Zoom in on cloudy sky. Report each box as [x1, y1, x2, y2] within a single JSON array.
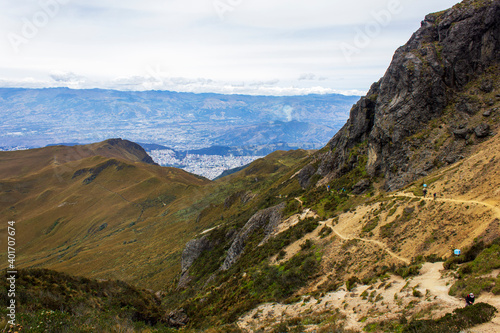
[[1, 0, 459, 96]]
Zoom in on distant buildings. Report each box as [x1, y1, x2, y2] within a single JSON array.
[[149, 149, 263, 179]]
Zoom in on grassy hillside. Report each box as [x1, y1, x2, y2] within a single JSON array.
[[0, 140, 211, 288], [0, 268, 174, 332], [0, 142, 311, 291], [152, 66, 500, 330]]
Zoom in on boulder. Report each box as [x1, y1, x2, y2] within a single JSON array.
[[475, 123, 490, 138], [167, 309, 189, 327], [480, 79, 493, 93], [453, 128, 470, 139]]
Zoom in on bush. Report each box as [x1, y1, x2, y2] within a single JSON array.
[[444, 241, 487, 270], [346, 276, 360, 291], [396, 265, 421, 278], [300, 239, 313, 250], [403, 303, 497, 333], [319, 226, 332, 238]]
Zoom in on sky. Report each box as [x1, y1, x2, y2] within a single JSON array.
[[0, 0, 460, 96]]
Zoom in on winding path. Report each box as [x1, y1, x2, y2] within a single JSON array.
[[317, 191, 500, 267], [393, 192, 500, 219], [328, 226, 410, 265]]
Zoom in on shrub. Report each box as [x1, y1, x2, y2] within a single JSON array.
[[403, 303, 497, 333], [346, 276, 360, 291], [319, 226, 332, 238], [396, 265, 421, 278], [300, 239, 313, 250]]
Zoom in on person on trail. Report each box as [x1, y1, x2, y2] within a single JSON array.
[[433, 193, 436, 200], [465, 293, 475, 306]]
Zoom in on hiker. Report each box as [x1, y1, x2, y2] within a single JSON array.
[[327, 185, 330, 192], [465, 293, 475, 306], [433, 193, 436, 200]]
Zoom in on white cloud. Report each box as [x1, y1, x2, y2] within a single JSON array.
[[299, 73, 316, 81], [0, 0, 461, 95]]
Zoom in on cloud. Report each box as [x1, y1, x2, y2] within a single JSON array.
[[298, 73, 316, 81], [0, 75, 365, 96], [50, 71, 86, 83], [0, 0, 460, 96], [249, 79, 280, 87]]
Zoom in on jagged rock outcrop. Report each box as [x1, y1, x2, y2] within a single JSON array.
[[177, 236, 212, 289], [352, 179, 371, 195], [220, 203, 285, 271], [167, 308, 189, 327], [309, 0, 500, 191]]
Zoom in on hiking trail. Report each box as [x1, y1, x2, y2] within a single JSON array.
[[393, 192, 500, 220], [327, 223, 411, 265]]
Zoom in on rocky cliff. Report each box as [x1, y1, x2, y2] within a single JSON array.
[[311, 0, 500, 190], [220, 203, 285, 271]]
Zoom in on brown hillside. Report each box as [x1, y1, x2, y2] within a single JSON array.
[[0, 141, 209, 288], [0, 138, 157, 180], [237, 131, 500, 332]]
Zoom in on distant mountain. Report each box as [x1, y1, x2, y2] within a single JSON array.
[[0, 88, 359, 149]]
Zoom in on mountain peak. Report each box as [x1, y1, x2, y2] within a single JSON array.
[[92, 138, 158, 166], [304, 0, 500, 191]]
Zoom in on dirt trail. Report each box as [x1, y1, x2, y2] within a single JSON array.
[[96, 183, 134, 204], [329, 226, 410, 265], [237, 262, 462, 332], [393, 192, 500, 219]]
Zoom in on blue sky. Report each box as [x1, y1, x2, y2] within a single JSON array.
[[1, 0, 460, 95]]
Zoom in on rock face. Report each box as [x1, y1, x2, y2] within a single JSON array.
[[177, 236, 212, 289], [352, 179, 371, 195], [220, 203, 285, 271], [311, 0, 500, 191], [181, 236, 211, 273]]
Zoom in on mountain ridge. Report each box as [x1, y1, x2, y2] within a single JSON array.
[[0, 87, 359, 150], [299, 0, 500, 191]]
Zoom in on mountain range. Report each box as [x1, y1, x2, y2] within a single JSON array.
[[0, 88, 358, 150]]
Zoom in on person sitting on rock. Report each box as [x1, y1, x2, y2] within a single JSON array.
[[465, 293, 475, 306]]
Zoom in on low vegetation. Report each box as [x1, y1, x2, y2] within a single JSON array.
[[446, 238, 500, 297], [0, 269, 173, 332], [402, 302, 497, 333]]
